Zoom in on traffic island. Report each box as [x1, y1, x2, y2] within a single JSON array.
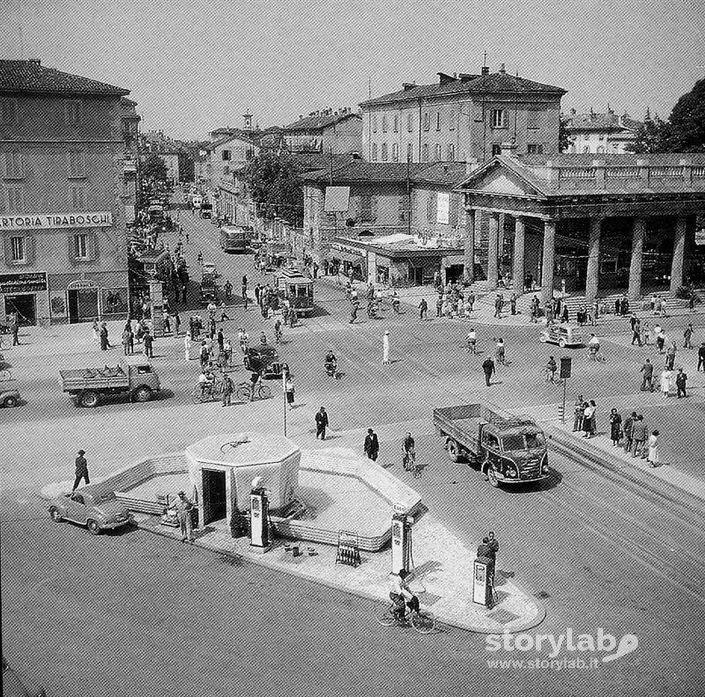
[[42, 436, 546, 634]]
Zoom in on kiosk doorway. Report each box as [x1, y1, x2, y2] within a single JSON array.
[[202, 469, 227, 526]]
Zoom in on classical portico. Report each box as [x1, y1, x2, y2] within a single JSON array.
[[455, 153, 705, 303]]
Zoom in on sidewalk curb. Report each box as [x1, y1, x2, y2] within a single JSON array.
[[544, 424, 705, 514], [135, 515, 546, 635]]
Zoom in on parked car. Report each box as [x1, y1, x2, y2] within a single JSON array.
[[539, 323, 583, 348], [49, 490, 133, 535], [2, 655, 46, 697], [1, 386, 20, 408]]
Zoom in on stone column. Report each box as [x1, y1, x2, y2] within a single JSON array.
[[670, 216, 686, 294], [463, 208, 475, 284], [487, 212, 499, 289], [629, 217, 646, 300], [541, 219, 556, 304], [584, 217, 601, 302], [513, 216, 526, 293]]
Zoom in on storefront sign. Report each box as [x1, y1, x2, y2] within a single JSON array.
[[0, 211, 113, 230], [436, 193, 450, 225], [0, 272, 47, 293]]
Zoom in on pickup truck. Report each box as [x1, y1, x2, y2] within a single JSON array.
[[59, 357, 160, 408], [433, 403, 549, 487]]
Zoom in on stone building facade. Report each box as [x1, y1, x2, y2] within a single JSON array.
[[360, 66, 565, 164], [0, 59, 137, 325]]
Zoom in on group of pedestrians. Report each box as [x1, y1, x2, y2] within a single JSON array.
[[572, 395, 598, 439]]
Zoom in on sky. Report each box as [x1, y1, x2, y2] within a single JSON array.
[[1, 0, 704, 140]]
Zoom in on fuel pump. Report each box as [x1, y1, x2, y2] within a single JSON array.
[[249, 477, 271, 551], [472, 557, 494, 607], [391, 507, 413, 575]]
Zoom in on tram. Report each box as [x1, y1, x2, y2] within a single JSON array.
[[274, 267, 314, 315]]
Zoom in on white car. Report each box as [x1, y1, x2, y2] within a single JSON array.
[[539, 323, 583, 348]]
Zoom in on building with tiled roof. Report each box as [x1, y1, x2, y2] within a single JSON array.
[[359, 65, 566, 164], [280, 107, 362, 154], [563, 108, 643, 154], [0, 59, 137, 325]]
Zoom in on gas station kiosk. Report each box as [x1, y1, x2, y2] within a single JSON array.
[[391, 505, 413, 575]]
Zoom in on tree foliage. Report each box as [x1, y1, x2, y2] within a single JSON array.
[[663, 77, 705, 152], [141, 153, 168, 181], [243, 150, 303, 224], [625, 111, 669, 154], [558, 118, 573, 153]]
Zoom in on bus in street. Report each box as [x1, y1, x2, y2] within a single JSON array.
[[219, 225, 248, 253], [274, 267, 314, 315]]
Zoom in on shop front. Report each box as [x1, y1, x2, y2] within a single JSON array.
[[0, 272, 48, 325]]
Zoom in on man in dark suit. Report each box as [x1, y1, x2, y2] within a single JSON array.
[[482, 357, 495, 387], [315, 407, 329, 440], [364, 428, 380, 461], [676, 368, 688, 398], [72, 450, 89, 491]]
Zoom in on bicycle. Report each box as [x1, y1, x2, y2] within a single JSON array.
[[377, 603, 436, 634], [403, 450, 421, 477], [191, 379, 222, 404], [235, 381, 272, 401]]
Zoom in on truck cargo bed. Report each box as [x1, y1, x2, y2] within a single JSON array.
[[60, 368, 129, 391]]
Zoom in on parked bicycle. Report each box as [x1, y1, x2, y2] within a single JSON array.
[[191, 378, 222, 403]]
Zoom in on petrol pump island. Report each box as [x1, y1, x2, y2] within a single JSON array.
[[58, 426, 545, 633]]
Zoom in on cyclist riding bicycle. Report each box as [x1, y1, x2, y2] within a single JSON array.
[[389, 569, 420, 622], [198, 368, 216, 397], [402, 432, 416, 470], [466, 328, 477, 354], [325, 350, 338, 377], [588, 333, 601, 357]]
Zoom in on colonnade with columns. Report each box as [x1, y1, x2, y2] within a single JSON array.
[[464, 208, 689, 303]]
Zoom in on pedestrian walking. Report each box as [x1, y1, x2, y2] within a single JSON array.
[[665, 342, 677, 370], [418, 298, 428, 320], [573, 395, 585, 432], [382, 331, 390, 364], [675, 368, 688, 398], [494, 294, 503, 319], [364, 428, 380, 461], [466, 328, 477, 354], [169, 491, 195, 543], [143, 330, 154, 358], [495, 338, 506, 365], [10, 317, 19, 346], [221, 372, 234, 407], [640, 359, 654, 392], [121, 327, 131, 356], [315, 407, 329, 440], [609, 408, 623, 446], [72, 450, 89, 491], [660, 368, 672, 397], [99, 321, 110, 350], [545, 356, 558, 383], [646, 430, 661, 467], [683, 323, 694, 349], [174, 311, 181, 337], [435, 295, 443, 318], [92, 318, 99, 343], [482, 357, 495, 387], [631, 319, 642, 346], [641, 320, 650, 346], [698, 342, 705, 371], [285, 375, 295, 410], [184, 331, 192, 361]]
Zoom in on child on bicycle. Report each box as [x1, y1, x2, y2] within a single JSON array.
[[389, 569, 420, 622]]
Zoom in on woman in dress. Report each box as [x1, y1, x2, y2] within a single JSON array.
[[609, 408, 622, 446], [184, 331, 192, 362], [660, 368, 672, 397], [285, 375, 295, 411], [582, 401, 594, 438], [495, 338, 506, 365], [589, 399, 598, 436], [647, 430, 660, 467]]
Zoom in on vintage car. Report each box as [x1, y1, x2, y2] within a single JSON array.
[[49, 490, 133, 535], [243, 345, 288, 379], [202, 261, 218, 277], [539, 322, 583, 348]]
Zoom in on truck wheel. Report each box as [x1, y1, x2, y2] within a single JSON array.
[[487, 467, 500, 488], [49, 506, 63, 522], [133, 386, 152, 402], [446, 439, 462, 462], [87, 519, 101, 535], [80, 391, 99, 408], [3, 395, 18, 408]]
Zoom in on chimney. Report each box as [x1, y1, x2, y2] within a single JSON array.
[[481, 66, 490, 75], [499, 63, 506, 74], [402, 82, 416, 91], [28, 58, 41, 66]]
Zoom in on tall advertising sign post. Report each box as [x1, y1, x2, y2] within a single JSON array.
[[559, 357, 572, 423], [249, 478, 271, 553], [391, 505, 413, 575]]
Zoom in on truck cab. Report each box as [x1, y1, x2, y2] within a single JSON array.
[[479, 422, 548, 486]]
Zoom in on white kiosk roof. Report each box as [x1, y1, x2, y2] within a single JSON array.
[[185, 433, 299, 469]]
